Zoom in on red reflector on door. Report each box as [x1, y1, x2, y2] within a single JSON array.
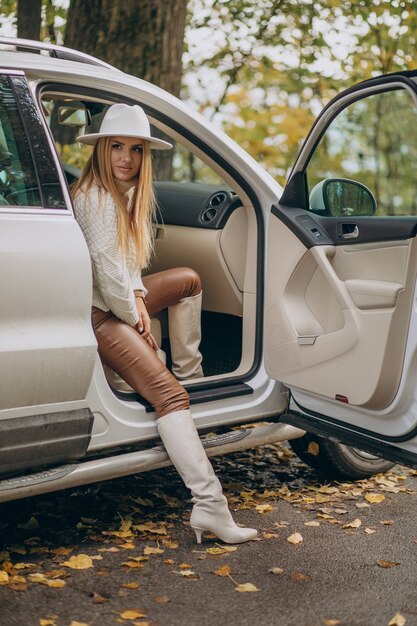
[[335, 394, 349, 403]]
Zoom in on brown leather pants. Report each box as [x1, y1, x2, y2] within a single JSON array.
[[92, 267, 201, 417]]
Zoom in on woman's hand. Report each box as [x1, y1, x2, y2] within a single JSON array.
[[135, 296, 158, 351], [135, 296, 151, 337]]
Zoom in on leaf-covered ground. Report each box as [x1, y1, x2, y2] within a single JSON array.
[[1, 443, 417, 626]]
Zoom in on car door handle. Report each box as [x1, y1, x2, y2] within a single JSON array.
[[339, 224, 359, 240]]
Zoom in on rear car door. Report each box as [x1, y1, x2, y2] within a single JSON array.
[[265, 73, 417, 467], [0, 71, 97, 475]]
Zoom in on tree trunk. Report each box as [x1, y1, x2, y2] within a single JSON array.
[[17, 0, 41, 40], [64, 0, 188, 97]]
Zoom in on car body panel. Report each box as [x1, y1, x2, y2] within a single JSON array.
[[0, 213, 97, 409]]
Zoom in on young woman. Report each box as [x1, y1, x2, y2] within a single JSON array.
[[72, 103, 257, 544]]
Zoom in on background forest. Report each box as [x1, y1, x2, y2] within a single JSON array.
[[0, 0, 416, 186]]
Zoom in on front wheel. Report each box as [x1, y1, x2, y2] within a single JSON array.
[[289, 432, 395, 480]]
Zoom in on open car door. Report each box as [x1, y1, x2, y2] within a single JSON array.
[[265, 72, 417, 469]]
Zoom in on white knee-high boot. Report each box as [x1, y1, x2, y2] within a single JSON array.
[[156, 409, 257, 544], [168, 292, 203, 380]]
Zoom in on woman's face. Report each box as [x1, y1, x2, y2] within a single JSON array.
[[110, 136, 144, 181]]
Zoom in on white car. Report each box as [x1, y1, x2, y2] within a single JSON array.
[[1, 37, 416, 503]]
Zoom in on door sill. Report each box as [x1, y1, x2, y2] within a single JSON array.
[[112, 381, 253, 411]]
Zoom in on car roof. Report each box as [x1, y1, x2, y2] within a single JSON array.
[[0, 36, 119, 71]]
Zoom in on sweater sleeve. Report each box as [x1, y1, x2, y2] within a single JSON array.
[[74, 188, 139, 327]]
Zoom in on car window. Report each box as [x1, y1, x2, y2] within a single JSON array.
[[40, 94, 225, 186], [306, 87, 417, 217], [0, 76, 43, 208]]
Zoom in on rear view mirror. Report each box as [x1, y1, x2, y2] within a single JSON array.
[[58, 106, 89, 128], [310, 178, 377, 217]]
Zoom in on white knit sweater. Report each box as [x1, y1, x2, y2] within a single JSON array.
[[74, 181, 147, 327]]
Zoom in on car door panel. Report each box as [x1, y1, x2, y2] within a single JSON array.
[[267, 75, 417, 455], [266, 209, 417, 410]]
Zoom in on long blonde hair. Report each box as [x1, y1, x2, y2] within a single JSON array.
[[72, 136, 156, 270]]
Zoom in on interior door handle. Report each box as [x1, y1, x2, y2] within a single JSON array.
[[340, 224, 359, 240]]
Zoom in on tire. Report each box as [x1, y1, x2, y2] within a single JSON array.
[[289, 432, 395, 480]]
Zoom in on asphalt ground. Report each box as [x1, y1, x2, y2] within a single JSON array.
[[0, 444, 417, 626]]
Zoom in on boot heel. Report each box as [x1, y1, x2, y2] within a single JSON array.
[[192, 527, 204, 544]]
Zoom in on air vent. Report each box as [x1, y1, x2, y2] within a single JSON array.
[[209, 191, 227, 207], [201, 207, 217, 222]]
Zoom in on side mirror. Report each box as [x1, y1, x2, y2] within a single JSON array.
[[309, 178, 376, 217], [57, 106, 89, 128]]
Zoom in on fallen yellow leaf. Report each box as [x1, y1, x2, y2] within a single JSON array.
[[377, 560, 400, 568], [120, 519, 133, 533], [62, 554, 94, 570], [317, 486, 339, 494], [14, 562, 37, 570], [213, 565, 231, 577], [173, 569, 197, 577], [120, 609, 147, 620], [45, 579, 66, 588], [98, 547, 119, 553], [287, 533, 303, 544], [39, 620, 57, 626], [307, 441, 320, 455], [291, 572, 312, 582], [0, 572, 9, 584], [28, 573, 66, 588], [206, 547, 229, 555], [365, 493, 385, 504], [304, 521, 320, 527], [155, 595, 170, 604], [103, 530, 133, 538], [44, 569, 67, 579], [121, 582, 140, 589], [235, 582, 260, 593], [269, 567, 284, 575], [315, 495, 334, 504], [388, 613, 406, 626], [343, 519, 362, 529], [69, 622, 89, 626], [179, 563, 192, 569], [322, 620, 342, 626], [221, 545, 237, 553], [255, 504, 273, 514], [143, 546, 164, 556], [134, 522, 168, 535], [365, 528, 377, 534]]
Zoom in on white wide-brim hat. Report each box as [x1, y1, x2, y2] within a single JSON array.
[[77, 103, 173, 150]]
